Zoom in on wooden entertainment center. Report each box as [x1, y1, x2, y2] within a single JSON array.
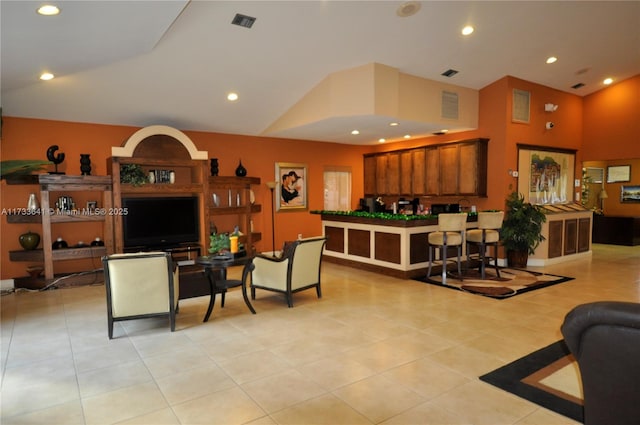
[[7, 126, 261, 294]]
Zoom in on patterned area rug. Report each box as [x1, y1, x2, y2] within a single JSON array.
[[414, 267, 574, 299], [480, 340, 583, 422]]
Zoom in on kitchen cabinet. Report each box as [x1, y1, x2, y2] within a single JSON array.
[[363, 138, 488, 198]]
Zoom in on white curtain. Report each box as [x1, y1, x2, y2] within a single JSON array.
[[324, 169, 351, 211]]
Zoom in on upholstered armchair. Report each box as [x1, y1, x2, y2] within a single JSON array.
[[561, 301, 640, 425], [250, 237, 326, 307], [102, 252, 179, 339]]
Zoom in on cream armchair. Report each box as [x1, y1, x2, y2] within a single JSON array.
[[102, 252, 179, 339], [250, 237, 327, 307]]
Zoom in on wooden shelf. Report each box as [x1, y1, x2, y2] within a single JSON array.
[[6, 174, 114, 279], [210, 204, 261, 215], [119, 183, 204, 194], [10, 246, 106, 262]]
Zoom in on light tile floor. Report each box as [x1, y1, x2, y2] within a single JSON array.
[[1, 244, 639, 424]]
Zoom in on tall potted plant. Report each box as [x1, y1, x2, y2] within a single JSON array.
[[500, 192, 547, 268]]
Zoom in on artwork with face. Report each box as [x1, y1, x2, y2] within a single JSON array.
[[276, 163, 307, 211]]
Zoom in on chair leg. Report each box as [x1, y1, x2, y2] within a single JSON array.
[[456, 245, 462, 281], [170, 310, 176, 332], [441, 245, 447, 284], [427, 244, 433, 279], [286, 293, 293, 308], [491, 243, 501, 278], [108, 317, 114, 339], [316, 284, 322, 299], [251, 286, 256, 300], [479, 242, 486, 280], [221, 291, 226, 308]]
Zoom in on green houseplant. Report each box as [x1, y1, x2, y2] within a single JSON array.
[[500, 191, 547, 268]]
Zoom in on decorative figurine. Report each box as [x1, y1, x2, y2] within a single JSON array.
[[80, 154, 91, 175], [19, 231, 40, 250], [46, 145, 65, 174], [210, 158, 219, 176]]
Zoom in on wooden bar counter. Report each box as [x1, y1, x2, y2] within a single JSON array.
[[319, 213, 478, 279]]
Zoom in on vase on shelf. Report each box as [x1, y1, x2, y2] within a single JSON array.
[[235, 160, 247, 177], [27, 193, 39, 212], [52, 237, 68, 250], [210, 158, 219, 176], [80, 154, 91, 175], [19, 231, 40, 250]]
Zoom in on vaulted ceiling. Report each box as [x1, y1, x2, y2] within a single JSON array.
[[2, 1, 639, 145]]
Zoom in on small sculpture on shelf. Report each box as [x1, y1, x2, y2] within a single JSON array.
[[46, 145, 65, 174], [80, 154, 91, 175], [210, 158, 219, 176], [52, 237, 68, 250]]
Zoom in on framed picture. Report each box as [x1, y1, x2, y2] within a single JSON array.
[[621, 185, 640, 203], [517, 144, 576, 205], [276, 162, 307, 211], [607, 165, 631, 183]]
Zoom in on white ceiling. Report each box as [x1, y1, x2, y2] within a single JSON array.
[[2, 1, 639, 145]]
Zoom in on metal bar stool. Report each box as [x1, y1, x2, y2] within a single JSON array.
[[427, 212, 468, 284], [466, 211, 504, 279]]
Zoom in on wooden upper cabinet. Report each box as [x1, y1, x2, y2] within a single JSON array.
[[375, 155, 388, 194], [363, 138, 488, 198], [386, 153, 401, 195], [363, 155, 376, 195], [411, 148, 426, 196], [425, 147, 439, 195], [459, 139, 488, 196], [400, 151, 414, 195], [439, 144, 459, 195]]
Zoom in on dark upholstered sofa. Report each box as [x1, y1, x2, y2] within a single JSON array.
[[561, 301, 640, 425]]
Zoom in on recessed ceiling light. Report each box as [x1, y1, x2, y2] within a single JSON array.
[[37, 5, 60, 15], [378, 138, 386, 143], [546, 56, 558, 64], [403, 134, 411, 139], [603, 78, 614, 85], [396, 1, 421, 17], [40, 72, 54, 81], [227, 92, 238, 101], [351, 130, 360, 135], [389, 122, 399, 127], [461, 25, 474, 36]]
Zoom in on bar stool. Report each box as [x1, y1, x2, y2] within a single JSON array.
[[427, 212, 468, 284], [466, 211, 504, 279]]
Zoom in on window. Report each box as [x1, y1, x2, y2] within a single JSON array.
[[323, 167, 351, 211]]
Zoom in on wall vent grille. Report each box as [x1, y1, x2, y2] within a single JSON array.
[[441, 91, 459, 120], [512, 89, 530, 123]]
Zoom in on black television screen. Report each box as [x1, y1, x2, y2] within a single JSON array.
[[122, 197, 200, 248]]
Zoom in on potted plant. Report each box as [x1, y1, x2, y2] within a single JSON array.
[[500, 191, 547, 268]]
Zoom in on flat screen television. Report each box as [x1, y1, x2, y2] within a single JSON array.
[[122, 196, 200, 248]]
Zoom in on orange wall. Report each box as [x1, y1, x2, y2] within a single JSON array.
[[582, 75, 640, 160], [0, 117, 368, 279]]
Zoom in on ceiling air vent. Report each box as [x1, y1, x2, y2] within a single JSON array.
[[441, 69, 458, 78], [232, 13, 256, 28], [441, 91, 459, 120], [571, 82, 585, 89]]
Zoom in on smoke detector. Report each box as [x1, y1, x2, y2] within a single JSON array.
[[396, 2, 421, 17]]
